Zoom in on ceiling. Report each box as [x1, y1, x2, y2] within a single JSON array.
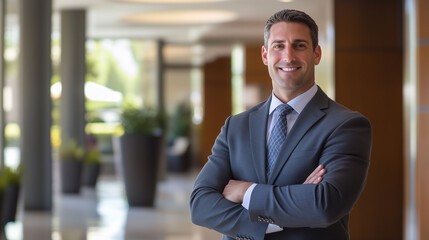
[[52, 0, 332, 65]]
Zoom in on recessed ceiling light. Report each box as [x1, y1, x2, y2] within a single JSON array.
[[116, 0, 227, 3], [278, 0, 294, 2], [123, 10, 238, 25]]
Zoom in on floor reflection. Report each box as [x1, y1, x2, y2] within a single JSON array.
[[6, 172, 221, 240]]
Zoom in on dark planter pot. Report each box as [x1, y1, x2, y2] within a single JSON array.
[[2, 184, 19, 224], [119, 134, 162, 207], [82, 164, 101, 187], [60, 159, 83, 194]]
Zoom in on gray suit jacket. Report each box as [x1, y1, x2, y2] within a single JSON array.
[[190, 87, 372, 240]]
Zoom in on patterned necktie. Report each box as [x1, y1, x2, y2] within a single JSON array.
[[267, 104, 293, 177]]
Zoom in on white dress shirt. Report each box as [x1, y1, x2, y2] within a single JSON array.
[[241, 84, 318, 233]]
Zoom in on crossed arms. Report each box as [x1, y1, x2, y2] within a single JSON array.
[[222, 164, 326, 203], [190, 112, 372, 239]]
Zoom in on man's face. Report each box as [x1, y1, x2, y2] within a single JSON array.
[[262, 22, 321, 101]]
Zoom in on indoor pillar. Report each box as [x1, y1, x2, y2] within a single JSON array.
[[334, 0, 403, 239], [60, 9, 86, 149], [19, 0, 53, 210], [414, 0, 429, 239], [199, 57, 231, 165], [0, 0, 5, 168], [156, 39, 165, 112]]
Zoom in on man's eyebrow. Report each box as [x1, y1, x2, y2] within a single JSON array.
[[270, 40, 285, 45], [293, 39, 310, 44], [270, 39, 310, 45]]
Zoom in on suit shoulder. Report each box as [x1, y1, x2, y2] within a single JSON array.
[[230, 99, 268, 120], [327, 99, 371, 126], [313, 87, 369, 123]]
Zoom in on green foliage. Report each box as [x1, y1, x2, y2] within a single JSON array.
[[85, 149, 102, 165], [86, 40, 136, 96], [0, 165, 22, 188], [120, 104, 166, 136], [59, 140, 84, 161]]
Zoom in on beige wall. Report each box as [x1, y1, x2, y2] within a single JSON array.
[[164, 68, 192, 113]]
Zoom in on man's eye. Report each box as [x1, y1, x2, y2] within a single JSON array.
[[273, 44, 283, 49], [296, 43, 307, 49]]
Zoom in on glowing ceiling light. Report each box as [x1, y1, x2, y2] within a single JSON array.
[[116, 0, 227, 3], [123, 10, 237, 24]]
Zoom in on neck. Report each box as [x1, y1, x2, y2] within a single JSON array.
[[273, 84, 314, 103]]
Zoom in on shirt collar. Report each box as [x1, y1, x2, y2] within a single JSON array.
[[269, 84, 318, 115]]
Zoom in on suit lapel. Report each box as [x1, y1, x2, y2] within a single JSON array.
[[268, 88, 329, 184], [249, 98, 271, 184]]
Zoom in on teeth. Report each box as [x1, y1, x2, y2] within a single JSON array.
[[281, 67, 298, 71]]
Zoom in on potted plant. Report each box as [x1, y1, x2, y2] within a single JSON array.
[[59, 140, 84, 194], [82, 148, 102, 187], [0, 165, 21, 226], [118, 104, 165, 207]]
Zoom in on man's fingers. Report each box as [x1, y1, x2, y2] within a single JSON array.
[[311, 176, 323, 184], [303, 165, 326, 184], [307, 165, 323, 179], [222, 180, 253, 203], [304, 165, 322, 183], [311, 168, 325, 183]]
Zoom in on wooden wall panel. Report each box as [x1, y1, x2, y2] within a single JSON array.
[[418, 0, 429, 39], [335, 1, 403, 239], [418, 45, 429, 106], [417, 0, 429, 238], [335, 1, 402, 50], [199, 57, 232, 166], [417, 113, 429, 240], [244, 46, 272, 105]]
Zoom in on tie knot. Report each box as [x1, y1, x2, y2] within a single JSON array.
[[277, 104, 293, 117]]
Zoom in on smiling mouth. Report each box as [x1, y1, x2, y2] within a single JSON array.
[[279, 67, 301, 72]]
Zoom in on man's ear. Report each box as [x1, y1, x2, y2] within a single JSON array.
[[261, 45, 268, 65], [314, 45, 322, 65]]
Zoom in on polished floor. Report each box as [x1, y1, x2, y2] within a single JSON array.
[[5, 169, 222, 240]]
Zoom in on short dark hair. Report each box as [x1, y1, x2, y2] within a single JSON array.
[[264, 9, 319, 50]]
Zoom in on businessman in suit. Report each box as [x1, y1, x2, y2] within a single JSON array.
[[190, 9, 372, 240]]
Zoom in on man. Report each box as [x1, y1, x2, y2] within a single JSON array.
[[190, 9, 372, 240]]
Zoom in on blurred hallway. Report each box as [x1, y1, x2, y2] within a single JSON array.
[[5, 167, 220, 240]]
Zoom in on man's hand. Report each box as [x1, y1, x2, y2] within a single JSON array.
[[303, 164, 326, 184], [222, 164, 326, 203], [222, 180, 253, 203]]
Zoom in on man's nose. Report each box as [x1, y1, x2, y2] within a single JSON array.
[[282, 45, 295, 63]]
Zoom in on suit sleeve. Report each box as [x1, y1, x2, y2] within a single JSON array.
[[190, 117, 267, 239], [248, 115, 372, 228]]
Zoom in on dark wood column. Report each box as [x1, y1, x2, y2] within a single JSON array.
[[199, 57, 232, 166], [334, 1, 403, 239], [244, 45, 271, 103], [416, 0, 429, 239]]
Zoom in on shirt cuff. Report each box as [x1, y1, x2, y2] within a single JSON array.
[[241, 183, 283, 234], [241, 183, 256, 209], [266, 224, 283, 233]]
